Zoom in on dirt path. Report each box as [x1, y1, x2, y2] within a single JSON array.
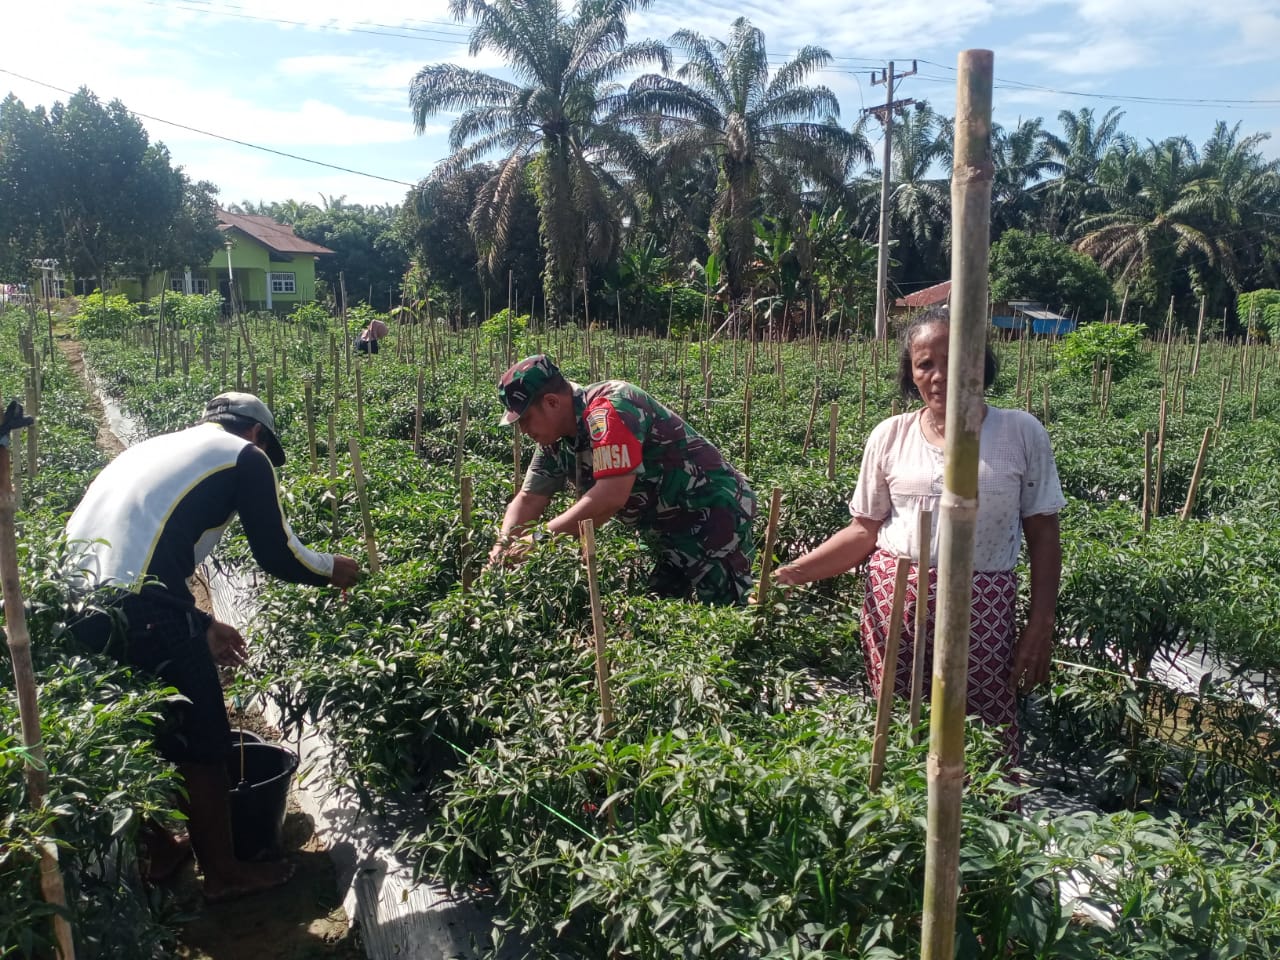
[[59, 333, 362, 959]]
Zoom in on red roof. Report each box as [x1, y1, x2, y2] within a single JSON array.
[[216, 210, 334, 257], [894, 279, 951, 308]]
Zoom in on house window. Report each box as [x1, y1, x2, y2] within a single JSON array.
[[170, 278, 209, 294], [269, 272, 296, 294]]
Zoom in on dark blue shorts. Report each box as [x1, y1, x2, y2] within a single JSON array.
[[70, 592, 229, 764]]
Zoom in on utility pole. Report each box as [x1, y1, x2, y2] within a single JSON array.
[[866, 60, 917, 341]]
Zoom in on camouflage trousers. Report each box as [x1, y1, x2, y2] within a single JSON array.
[[646, 480, 757, 606]]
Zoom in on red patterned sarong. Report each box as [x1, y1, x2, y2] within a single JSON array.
[[861, 549, 1020, 761]]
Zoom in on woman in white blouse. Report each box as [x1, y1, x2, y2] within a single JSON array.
[[775, 310, 1064, 761]]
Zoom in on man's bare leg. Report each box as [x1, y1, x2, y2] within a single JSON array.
[[178, 761, 293, 902]]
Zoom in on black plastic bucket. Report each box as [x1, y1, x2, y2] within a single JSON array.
[[226, 741, 298, 861]]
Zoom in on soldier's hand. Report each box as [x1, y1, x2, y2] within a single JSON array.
[[330, 555, 362, 588], [486, 538, 510, 568], [207, 620, 247, 668], [487, 533, 538, 568]]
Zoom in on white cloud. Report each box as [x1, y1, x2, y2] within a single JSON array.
[[1006, 35, 1148, 75], [636, 0, 1002, 57]]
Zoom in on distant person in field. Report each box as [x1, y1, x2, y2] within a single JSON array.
[[354, 318, 388, 354], [64, 392, 361, 902], [775, 308, 1064, 762], [488, 354, 757, 605]]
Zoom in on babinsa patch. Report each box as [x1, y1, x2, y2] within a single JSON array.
[[587, 407, 609, 441]]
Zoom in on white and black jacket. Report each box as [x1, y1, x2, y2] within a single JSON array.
[[66, 422, 333, 608]]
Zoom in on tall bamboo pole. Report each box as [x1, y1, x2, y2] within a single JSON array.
[[461, 475, 474, 594], [1179, 427, 1213, 522], [869, 555, 911, 790], [579, 519, 616, 732], [347, 438, 381, 574], [1, 411, 76, 959], [755, 488, 783, 607], [921, 49, 993, 960], [1141, 431, 1153, 533], [908, 510, 933, 739]]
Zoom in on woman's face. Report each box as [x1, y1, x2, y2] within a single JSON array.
[[909, 322, 949, 416]]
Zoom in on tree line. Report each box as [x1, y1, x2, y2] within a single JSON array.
[[399, 0, 1279, 334], [2, 0, 1276, 334], [0, 90, 222, 292]]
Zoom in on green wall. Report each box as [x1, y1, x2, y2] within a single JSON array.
[[107, 228, 324, 311]]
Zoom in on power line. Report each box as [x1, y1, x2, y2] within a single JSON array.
[[911, 59, 1280, 108], [0, 67, 420, 189]]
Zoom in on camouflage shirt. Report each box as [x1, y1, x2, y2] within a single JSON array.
[[522, 381, 751, 536]]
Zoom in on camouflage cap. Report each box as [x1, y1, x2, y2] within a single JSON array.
[[497, 354, 565, 425]]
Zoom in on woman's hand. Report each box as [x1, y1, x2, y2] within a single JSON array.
[[1010, 616, 1053, 691], [773, 563, 806, 586]]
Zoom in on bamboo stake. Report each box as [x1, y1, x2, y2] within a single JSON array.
[[23, 372, 38, 481], [1, 415, 77, 960], [461, 475, 474, 593], [826, 402, 838, 482], [414, 370, 425, 455], [355, 366, 365, 437], [1215, 376, 1228, 432], [328, 413, 339, 544], [869, 555, 912, 790], [801, 382, 821, 455], [1179, 427, 1212, 522], [1191, 297, 1205, 376], [755, 488, 783, 608], [1141, 431, 1153, 533], [922, 49, 992, 960], [908, 510, 933, 740], [1153, 390, 1168, 516], [347, 438, 380, 574], [454, 399, 469, 485], [304, 381, 317, 474], [327, 414, 337, 480], [579, 519, 616, 733]]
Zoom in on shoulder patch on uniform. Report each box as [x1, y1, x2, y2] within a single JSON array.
[[587, 406, 609, 441]]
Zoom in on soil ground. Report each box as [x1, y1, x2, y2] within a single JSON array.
[[58, 333, 363, 959]]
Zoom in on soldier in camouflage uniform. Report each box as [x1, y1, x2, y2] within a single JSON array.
[[489, 354, 757, 605]]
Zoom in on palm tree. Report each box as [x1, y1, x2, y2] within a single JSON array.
[[1074, 137, 1223, 313], [990, 117, 1053, 239], [409, 0, 667, 319], [1040, 106, 1128, 238], [1196, 121, 1280, 295], [849, 102, 950, 288], [628, 17, 861, 301]]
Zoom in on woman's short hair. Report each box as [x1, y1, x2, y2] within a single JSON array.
[[896, 306, 998, 401]]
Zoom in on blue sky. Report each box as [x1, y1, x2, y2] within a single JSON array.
[[3, 0, 1277, 208]]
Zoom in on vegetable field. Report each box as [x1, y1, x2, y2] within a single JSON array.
[[5, 298, 1280, 959]]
